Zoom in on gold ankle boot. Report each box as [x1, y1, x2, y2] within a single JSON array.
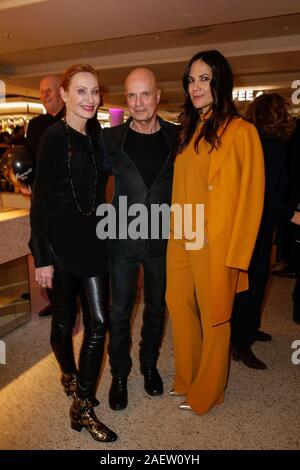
[[70, 396, 117, 442]]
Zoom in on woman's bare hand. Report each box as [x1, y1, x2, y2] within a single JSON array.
[[35, 265, 54, 289]]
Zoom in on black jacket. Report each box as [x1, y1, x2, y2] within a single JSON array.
[[260, 135, 294, 227], [25, 109, 65, 161], [287, 119, 300, 242], [103, 116, 177, 257], [288, 120, 300, 212]]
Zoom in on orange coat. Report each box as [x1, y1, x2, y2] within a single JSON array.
[[171, 117, 265, 326]]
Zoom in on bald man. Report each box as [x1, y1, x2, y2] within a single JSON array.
[[103, 68, 178, 410]]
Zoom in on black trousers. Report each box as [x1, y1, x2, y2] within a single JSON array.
[[49, 262, 109, 399], [231, 225, 273, 348], [108, 250, 166, 377]]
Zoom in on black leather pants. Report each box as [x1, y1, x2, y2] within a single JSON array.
[[49, 263, 109, 399]]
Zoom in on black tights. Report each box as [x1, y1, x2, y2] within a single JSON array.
[[49, 263, 109, 399]]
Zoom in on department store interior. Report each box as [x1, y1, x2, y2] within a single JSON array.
[[0, 0, 299, 452]]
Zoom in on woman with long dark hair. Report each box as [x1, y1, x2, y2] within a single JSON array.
[[231, 93, 299, 368], [30, 64, 117, 442], [166, 50, 265, 415]]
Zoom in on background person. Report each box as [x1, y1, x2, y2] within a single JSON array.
[[288, 119, 300, 323], [231, 93, 299, 369], [11, 125, 26, 145], [166, 50, 265, 415], [24, 75, 65, 316]]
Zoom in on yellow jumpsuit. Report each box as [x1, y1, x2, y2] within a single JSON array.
[[166, 117, 265, 415]]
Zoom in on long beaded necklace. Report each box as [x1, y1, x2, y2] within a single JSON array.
[[63, 120, 98, 216]]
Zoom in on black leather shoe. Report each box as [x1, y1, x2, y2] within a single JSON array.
[[38, 305, 52, 317], [109, 377, 128, 410], [256, 330, 272, 342], [142, 367, 163, 396], [232, 345, 267, 370]]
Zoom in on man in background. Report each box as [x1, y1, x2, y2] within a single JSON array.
[[25, 75, 64, 317]]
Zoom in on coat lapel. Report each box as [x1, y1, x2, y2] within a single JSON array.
[[208, 117, 242, 184]]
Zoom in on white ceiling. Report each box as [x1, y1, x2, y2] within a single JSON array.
[[1, 0, 300, 115]]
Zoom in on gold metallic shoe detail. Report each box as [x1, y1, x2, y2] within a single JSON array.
[[70, 397, 117, 442]]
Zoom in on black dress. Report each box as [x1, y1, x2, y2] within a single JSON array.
[[30, 120, 107, 277]]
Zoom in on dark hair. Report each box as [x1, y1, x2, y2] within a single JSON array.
[[177, 50, 238, 154], [61, 64, 100, 91], [245, 93, 295, 142]]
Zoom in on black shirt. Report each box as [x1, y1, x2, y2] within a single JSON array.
[[30, 120, 107, 276], [124, 128, 169, 188]]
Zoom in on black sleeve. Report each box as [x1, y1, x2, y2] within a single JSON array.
[[29, 127, 61, 267], [262, 139, 294, 223], [25, 119, 39, 162]]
